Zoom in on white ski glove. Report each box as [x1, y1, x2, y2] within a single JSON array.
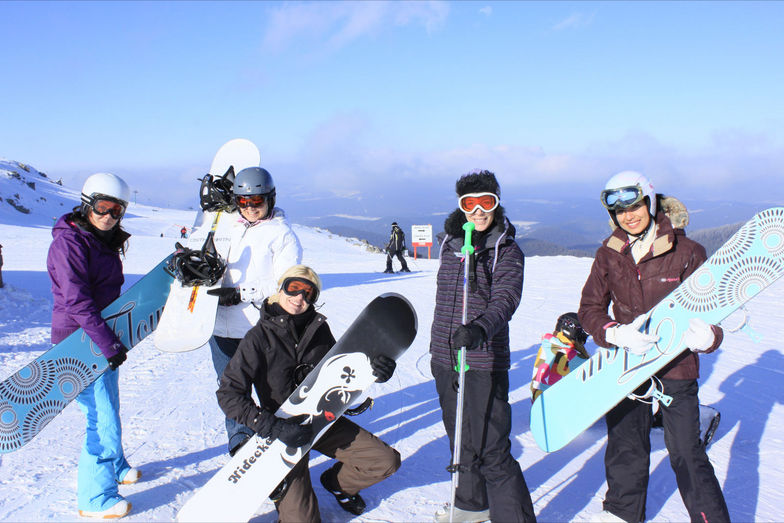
[[605, 315, 660, 355], [683, 318, 716, 353]]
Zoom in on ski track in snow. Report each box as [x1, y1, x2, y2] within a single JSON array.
[[1, 205, 783, 522]]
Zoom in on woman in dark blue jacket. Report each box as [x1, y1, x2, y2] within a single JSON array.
[[430, 170, 535, 523]]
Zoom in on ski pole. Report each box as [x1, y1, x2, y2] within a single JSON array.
[[449, 221, 475, 522]]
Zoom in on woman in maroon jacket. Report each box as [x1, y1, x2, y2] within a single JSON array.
[[578, 171, 730, 523]]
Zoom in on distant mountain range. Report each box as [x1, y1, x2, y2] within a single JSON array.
[[0, 157, 768, 258]]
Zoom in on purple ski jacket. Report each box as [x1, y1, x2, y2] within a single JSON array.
[[47, 214, 126, 358]]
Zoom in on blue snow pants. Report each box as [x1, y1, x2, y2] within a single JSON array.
[[75, 368, 131, 511], [209, 336, 254, 454]]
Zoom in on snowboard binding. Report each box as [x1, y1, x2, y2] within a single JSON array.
[[199, 166, 237, 212], [167, 233, 227, 286]]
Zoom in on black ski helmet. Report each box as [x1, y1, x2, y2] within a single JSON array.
[[555, 312, 588, 345], [233, 167, 276, 217]]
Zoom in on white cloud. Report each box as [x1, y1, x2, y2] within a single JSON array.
[[552, 12, 595, 31], [262, 1, 449, 54], [479, 6, 492, 17]]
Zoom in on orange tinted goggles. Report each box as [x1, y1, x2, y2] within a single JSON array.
[[235, 194, 267, 208], [458, 192, 499, 214], [281, 277, 319, 304]]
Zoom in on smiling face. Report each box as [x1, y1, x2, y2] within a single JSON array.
[[239, 200, 268, 223], [615, 201, 651, 236], [278, 288, 310, 315], [87, 209, 120, 231], [465, 208, 495, 232]]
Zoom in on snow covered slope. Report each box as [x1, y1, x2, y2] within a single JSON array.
[[1, 186, 783, 522]]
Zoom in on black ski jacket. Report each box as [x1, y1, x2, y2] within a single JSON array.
[[217, 300, 336, 433], [386, 226, 406, 254]]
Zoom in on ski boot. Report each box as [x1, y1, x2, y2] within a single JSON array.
[[320, 466, 366, 515], [78, 499, 131, 519], [118, 468, 141, 485], [433, 503, 490, 522]]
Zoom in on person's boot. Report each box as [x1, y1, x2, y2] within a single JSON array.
[[118, 468, 141, 485], [433, 504, 490, 522], [78, 499, 131, 519], [320, 466, 366, 515]]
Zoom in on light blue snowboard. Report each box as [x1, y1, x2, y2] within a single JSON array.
[[530, 207, 784, 452], [0, 256, 173, 453]]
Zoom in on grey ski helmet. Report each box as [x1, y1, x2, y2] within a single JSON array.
[[234, 167, 275, 196], [233, 167, 276, 218]]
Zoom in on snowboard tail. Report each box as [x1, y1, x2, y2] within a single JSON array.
[[177, 293, 417, 522], [530, 207, 784, 452], [0, 256, 173, 453]]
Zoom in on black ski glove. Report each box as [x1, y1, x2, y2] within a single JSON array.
[[207, 287, 242, 306], [450, 324, 486, 350], [270, 414, 313, 448], [370, 354, 396, 383], [106, 342, 128, 370]]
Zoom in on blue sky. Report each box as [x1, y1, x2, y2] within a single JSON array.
[[1, 1, 783, 208]]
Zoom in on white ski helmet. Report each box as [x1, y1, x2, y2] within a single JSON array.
[[601, 170, 656, 217], [80, 172, 131, 208]]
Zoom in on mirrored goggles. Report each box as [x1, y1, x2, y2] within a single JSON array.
[[91, 198, 126, 219], [235, 194, 267, 208], [600, 185, 645, 211], [281, 277, 319, 304], [458, 192, 499, 214]]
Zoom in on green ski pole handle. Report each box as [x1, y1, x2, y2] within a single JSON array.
[[462, 221, 475, 255], [454, 346, 469, 372], [454, 221, 476, 372]]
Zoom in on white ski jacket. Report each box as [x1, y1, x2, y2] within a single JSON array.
[[213, 208, 302, 339]]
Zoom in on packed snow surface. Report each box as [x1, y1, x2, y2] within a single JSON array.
[[1, 201, 783, 522]]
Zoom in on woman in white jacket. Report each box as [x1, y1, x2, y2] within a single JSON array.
[[206, 166, 302, 455]]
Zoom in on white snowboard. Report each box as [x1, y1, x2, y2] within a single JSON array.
[[153, 139, 260, 353], [176, 294, 418, 522]]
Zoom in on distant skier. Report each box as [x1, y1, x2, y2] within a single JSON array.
[[430, 170, 536, 522], [204, 166, 302, 457], [383, 222, 410, 273], [46, 173, 140, 519], [180, 226, 187, 238], [217, 265, 400, 521], [578, 171, 730, 523]]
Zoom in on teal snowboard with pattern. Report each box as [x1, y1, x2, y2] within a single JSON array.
[[530, 207, 784, 452], [0, 256, 173, 453]]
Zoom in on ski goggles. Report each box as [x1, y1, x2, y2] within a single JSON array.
[[458, 192, 499, 214], [91, 198, 126, 219], [600, 185, 645, 211], [235, 194, 268, 208], [281, 277, 320, 304]]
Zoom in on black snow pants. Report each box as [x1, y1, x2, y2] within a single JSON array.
[[432, 362, 536, 523], [385, 249, 409, 272], [603, 378, 730, 523]]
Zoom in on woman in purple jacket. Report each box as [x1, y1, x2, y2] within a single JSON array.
[[47, 172, 138, 519], [430, 171, 536, 523]]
